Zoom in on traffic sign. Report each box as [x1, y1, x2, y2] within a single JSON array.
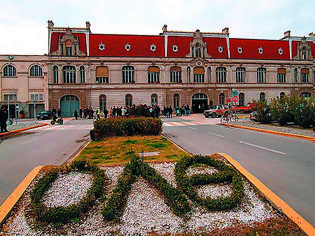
[[226, 97, 231, 104], [232, 91, 239, 97], [232, 96, 239, 103]]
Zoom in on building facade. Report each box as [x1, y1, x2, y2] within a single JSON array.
[[0, 55, 48, 118], [1, 21, 314, 117]]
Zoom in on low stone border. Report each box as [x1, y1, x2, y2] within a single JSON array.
[[220, 123, 314, 142], [0, 166, 43, 225], [0, 123, 48, 138], [219, 153, 315, 236]]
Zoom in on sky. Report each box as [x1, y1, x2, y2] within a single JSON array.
[[0, 0, 314, 55]]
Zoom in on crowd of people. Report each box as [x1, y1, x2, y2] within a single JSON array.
[[51, 104, 192, 120]]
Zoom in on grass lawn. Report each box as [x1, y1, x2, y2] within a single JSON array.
[[76, 135, 188, 165]]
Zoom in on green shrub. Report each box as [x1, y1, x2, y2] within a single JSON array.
[[102, 154, 190, 221], [93, 117, 162, 139], [253, 100, 272, 124], [30, 160, 107, 223], [174, 155, 244, 211]]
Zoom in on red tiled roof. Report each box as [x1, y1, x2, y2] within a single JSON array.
[[167, 36, 192, 58], [50, 32, 87, 55], [204, 37, 228, 59], [89, 34, 165, 57], [229, 38, 290, 60]]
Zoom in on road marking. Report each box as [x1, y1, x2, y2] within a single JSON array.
[[239, 140, 287, 155], [208, 132, 225, 138], [163, 121, 208, 127], [188, 127, 197, 130]]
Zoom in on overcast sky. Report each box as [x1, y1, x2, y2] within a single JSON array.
[[0, 0, 313, 55]]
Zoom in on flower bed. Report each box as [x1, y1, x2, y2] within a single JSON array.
[[0, 155, 306, 235]]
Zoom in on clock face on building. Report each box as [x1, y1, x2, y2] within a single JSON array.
[[8, 55, 14, 60]]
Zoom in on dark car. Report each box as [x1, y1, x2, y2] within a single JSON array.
[[36, 110, 53, 120]]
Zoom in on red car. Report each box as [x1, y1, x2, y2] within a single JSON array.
[[233, 103, 255, 113]]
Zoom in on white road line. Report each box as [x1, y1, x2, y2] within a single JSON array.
[[188, 127, 197, 130], [208, 132, 225, 138], [239, 140, 287, 155]]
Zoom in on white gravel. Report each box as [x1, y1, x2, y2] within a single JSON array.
[[43, 172, 93, 207], [2, 162, 278, 235]]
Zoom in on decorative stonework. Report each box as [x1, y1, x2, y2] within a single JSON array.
[[186, 29, 211, 58]]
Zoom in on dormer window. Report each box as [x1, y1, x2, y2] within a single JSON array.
[[65, 40, 72, 56], [293, 41, 313, 61], [186, 29, 210, 58]]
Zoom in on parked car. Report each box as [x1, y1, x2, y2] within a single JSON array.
[[36, 110, 53, 120], [204, 105, 229, 118], [233, 102, 255, 113]]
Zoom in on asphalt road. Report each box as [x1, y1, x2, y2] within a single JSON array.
[[0, 119, 93, 205], [162, 117, 315, 227]]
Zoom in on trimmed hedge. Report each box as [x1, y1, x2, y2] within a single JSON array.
[[30, 160, 107, 223], [93, 117, 163, 138], [174, 155, 244, 211], [102, 154, 190, 221]]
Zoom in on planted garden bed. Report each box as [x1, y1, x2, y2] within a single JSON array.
[[0, 153, 305, 235]]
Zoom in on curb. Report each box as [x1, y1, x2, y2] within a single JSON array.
[[0, 123, 48, 138], [219, 153, 315, 236], [221, 123, 314, 142], [0, 166, 43, 225]]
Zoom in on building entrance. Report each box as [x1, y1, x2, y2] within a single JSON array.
[[60, 95, 80, 117], [192, 93, 208, 113]]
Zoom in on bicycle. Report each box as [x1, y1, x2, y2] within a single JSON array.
[[229, 112, 239, 122], [220, 111, 231, 122]]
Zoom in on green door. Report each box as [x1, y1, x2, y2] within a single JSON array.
[[60, 95, 80, 117]]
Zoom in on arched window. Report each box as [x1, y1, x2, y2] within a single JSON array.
[[302, 47, 307, 60], [277, 68, 286, 83], [193, 67, 205, 83], [148, 66, 160, 83], [294, 68, 298, 82], [219, 93, 225, 105], [30, 65, 43, 77], [207, 67, 211, 83], [239, 93, 245, 106], [80, 66, 85, 83], [280, 92, 285, 99], [236, 67, 245, 83], [216, 67, 226, 82], [301, 68, 309, 83], [173, 93, 180, 108], [122, 66, 134, 83], [96, 66, 109, 83], [300, 92, 311, 98], [170, 66, 182, 83], [63, 66, 76, 83], [99, 94, 106, 111], [195, 43, 201, 58], [187, 66, 191, 83], [53, 66, 59, 83], [260, 92, 266, 101], [257, 67, 266, 83], [125, 94, 132, 107], [151, 94, 158, 105], [3, 65, 16, 77]]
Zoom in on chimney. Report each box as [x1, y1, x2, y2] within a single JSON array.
[[284, 30, 291, 38], [86, 21, 91, 30], [48, 20, 54, 29], [162, 24, 168, 33], [222, 27, 229, 35]]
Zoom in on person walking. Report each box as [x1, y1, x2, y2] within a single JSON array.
[[96, 107, 100, 120], [74, 109, 78, 120], [0, 106, 9, 133], [79, 107, 83, 119], [57, 108, 62, 117]]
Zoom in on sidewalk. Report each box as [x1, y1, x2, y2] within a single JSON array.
[[179, 113, 314, 140]]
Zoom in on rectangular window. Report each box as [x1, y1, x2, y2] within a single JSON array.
[[194, 74, 204, 83], [96, 77, 109, 83], [30, 94, 44, 101], [236, 68, 245, 83], [257, 68, 266, 83], [277, 68, 286, 83], [4, 94, 17, 101], [216, 67, 226, 82], [170, 71, 182, 83], [66, 47, 72, 56], [122, 66, 134, 83], [63, 66, 76, 83], [148, 72, 159, 83]]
